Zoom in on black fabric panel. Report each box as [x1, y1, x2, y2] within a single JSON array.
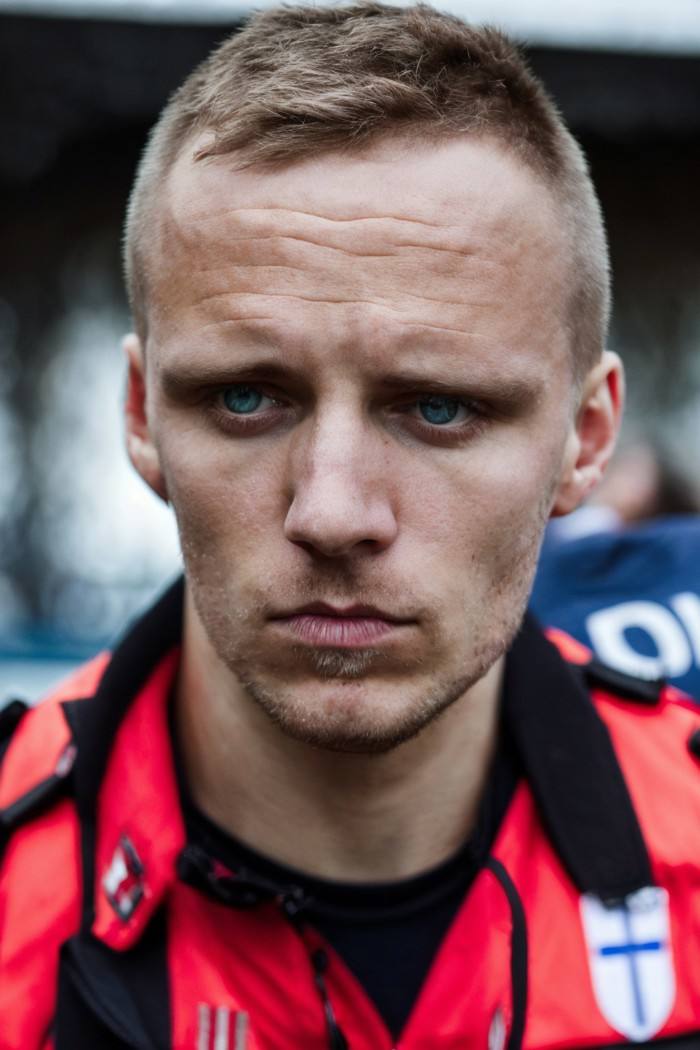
[[0, 699, 29, 808], [505, 615, 653, 902], [485, 857, 527, 1050], [0, 698, 28, 740], [0, 709, 23, 856], [0, 735, 11, 768], [55, 908, 171, 1050], [54, 970, 132, 1050]]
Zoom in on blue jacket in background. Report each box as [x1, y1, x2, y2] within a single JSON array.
[[530, 515, 700, 699]]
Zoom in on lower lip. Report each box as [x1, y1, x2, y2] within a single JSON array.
[[274, 614, 403, 647]]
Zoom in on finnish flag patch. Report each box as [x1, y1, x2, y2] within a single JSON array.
[[580, 886, 675, 1041]]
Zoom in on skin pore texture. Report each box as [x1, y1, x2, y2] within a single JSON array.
[[125, 134, 623, 881]]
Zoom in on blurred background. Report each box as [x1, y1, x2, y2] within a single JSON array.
[[1, 0, 700, 698]]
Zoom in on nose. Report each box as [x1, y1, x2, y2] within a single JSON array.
[[284, 409, 398, 558]]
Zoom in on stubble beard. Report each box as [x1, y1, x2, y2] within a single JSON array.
[[186, 573, 526, 754], [236, 647, 500, 754], [179, 478, 554, 755]]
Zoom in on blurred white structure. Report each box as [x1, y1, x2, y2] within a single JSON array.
[[2, 0, 700, 53]]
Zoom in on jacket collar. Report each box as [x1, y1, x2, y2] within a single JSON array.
[[68, 579, 653, 951], [69, 578, 186, 950]]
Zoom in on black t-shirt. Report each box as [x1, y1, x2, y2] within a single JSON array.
[[173, 720, 519, 1040]]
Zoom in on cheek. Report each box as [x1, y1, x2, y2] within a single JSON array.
[[423, 453, 546, 527], [156, 423, 288, 552], [404, 439, 559, 578]]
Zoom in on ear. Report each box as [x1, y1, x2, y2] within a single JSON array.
[[123, 333, 169, 502], [551, 351, 625, 517]]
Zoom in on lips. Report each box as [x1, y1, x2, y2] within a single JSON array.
[[270, 602, 412, 648]]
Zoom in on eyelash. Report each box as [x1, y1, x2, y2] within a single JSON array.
[[209, 386, 488, 442]]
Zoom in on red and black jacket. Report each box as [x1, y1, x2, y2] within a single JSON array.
[[3, 578, 700, 1049]]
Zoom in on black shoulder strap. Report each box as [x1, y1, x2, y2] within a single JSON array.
[[584, 658, 664, 705]]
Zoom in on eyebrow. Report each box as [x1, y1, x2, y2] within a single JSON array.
[[159, 358, 293, 398], [373, 370, 541, 405]]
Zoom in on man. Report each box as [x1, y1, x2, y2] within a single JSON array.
[[2, 5, 700, 1048]]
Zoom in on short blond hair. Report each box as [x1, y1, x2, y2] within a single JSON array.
[[124, 2, 610, 377]]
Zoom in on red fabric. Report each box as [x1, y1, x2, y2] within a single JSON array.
[[545, 627, 591, 665], [0, 799, 81, 1050]]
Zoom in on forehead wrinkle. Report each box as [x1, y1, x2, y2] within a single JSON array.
[[154, 242, 515, 337], [164, 154, 534, 262], [191, 234, 397, 261], [173, 200, 456, 231], [163, 206, 492, 263], [194, 289, 500, 310], [200, 317, 486, 340], [158, 197, 541, 311], [184, 233, 491, 267], [156, 233, 515, 325], [158, 169, 553, 316], [180, 244, 508, 285]]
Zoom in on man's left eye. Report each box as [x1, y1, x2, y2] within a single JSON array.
[[416, 395, 470, 426], [222, 384, 273, 415]]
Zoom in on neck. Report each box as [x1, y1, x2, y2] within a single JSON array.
[[175, 594, 504, 883]]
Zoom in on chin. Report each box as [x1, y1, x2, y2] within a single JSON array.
[[239, 669, 479, 755], [295, 645, 383, 680]]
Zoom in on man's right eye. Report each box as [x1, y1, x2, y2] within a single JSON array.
[[222, 384, 270, 414]]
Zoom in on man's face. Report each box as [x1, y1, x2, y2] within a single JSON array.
[[132, 135, 587, 752]]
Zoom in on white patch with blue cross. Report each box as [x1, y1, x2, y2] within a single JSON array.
[[580, 886, 675, 1041]]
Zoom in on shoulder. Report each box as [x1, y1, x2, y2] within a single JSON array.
[[0, 656, 111, 978], [548, 627, 700, 862], [0, 651, 109, 806], [0, 653, 110, 843], [547, 623, 700, 766]]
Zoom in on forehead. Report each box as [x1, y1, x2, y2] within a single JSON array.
[[163, 131, 563, 252], [146, 134, 571, 379]]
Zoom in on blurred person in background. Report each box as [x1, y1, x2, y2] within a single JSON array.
[[2, 4, 700, 1047], [532, 440, 700, 693]]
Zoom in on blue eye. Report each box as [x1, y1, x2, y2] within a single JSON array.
[[223, 385, 265, 414], [418, 396, 463, 425]]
